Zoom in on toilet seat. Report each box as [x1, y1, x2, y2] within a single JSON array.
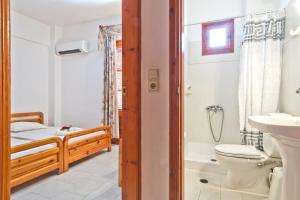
[[215, 144, 264, 160]]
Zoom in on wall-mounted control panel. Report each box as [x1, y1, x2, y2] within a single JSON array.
[[148, 68, 160, 92]]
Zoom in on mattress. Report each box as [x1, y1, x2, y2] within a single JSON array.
[[11, 127, 106, 144], [11, 138, 55, 160]]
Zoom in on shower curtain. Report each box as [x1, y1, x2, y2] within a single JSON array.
[[99, 26, 121, 139], [239, 11, 285, 149]]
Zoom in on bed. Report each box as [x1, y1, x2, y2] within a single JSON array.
[[10, 137, 63, 188], [11, 112, 112, 172], [62, 126, 112, 171]]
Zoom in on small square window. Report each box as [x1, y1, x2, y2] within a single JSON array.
[[202, 19, 234, 56], [208, 28, 227, 48]]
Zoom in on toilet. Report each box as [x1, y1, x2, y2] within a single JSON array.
[[215, 133, 282, 196]]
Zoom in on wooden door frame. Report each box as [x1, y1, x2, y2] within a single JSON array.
[[169, 0, 184, 199], [0, 0, 141, 199], [122, 0, 141, 199], [0, 0, 11, 199]]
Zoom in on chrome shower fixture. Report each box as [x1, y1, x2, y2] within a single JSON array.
[[296, 88, 300, 94], [206, 105, 224, 143], [206, 105, 224, 112]]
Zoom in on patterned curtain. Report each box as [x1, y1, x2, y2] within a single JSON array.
[[99, 26, 121, 138], [239, 11, 285, 150]]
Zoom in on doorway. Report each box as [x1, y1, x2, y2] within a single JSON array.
[[0, 0, 141, 199], [170, 1, 296, 200]]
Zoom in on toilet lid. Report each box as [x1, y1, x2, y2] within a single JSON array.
[[215, 144, 263, 159]]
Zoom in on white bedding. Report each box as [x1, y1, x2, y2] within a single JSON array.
[[10, 127, 107, 160], [11, 138, 55, 160], [11, 127, 106, 144]]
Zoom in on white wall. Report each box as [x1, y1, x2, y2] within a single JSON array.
[[244, 0, 284, 14], [280, 0, 300, 115], [185, 0, 244, 25], [141, 0, 297, 199], [141, 0, 169, 199], [184, 0, 244, 144], [281, 0, 292, 8], [59, 16, 121, 128], [11, 11, 122, 128], [184, 0, 293, 145], [48, 26, 63, 126], [11, 11, 51, 123]]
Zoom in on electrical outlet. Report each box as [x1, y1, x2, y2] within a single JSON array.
[[148, 68, 159, 92]]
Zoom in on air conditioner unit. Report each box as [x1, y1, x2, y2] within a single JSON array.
[[56, 40, 89, 55]]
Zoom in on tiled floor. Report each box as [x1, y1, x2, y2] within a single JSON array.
[[197, 177, 268, 200], [11, 145, 121, 200], [185, 168, 268, 200]]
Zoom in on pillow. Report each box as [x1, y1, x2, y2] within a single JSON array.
[[11, 122, 48, 133]]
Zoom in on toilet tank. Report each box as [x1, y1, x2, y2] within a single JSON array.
[[263, 133, 281, 158]]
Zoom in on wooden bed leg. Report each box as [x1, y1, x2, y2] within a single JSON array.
[[63, 141, 69, 172], [58, 168, 64, 174], [58, 145, 64, 174], [63, 156, 69, 172], [58, 162, 64, 174], [108, 128, 112, 152], [64, 165, 69, 172]]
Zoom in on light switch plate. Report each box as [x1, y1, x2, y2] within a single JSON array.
[[148, 68, 160, 92]]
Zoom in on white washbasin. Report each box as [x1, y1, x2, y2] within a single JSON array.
[[248, 115, 300, 139], [248, 114, 300, 200]]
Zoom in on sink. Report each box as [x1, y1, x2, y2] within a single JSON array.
[[249, 115, 300, 139], [248, 114, 300, 200]]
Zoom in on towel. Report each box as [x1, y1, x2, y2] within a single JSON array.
[[56, 127, 82, 136]]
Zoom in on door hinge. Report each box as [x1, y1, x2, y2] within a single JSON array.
[[177, 86, 181, 96], [122, 85, 128, 110], [122, 85, 127, 97]]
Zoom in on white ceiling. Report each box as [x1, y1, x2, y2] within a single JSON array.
[[12, 0, 122, 26]]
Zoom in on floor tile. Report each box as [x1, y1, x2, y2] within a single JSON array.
[[241, 194, 267, 200], [49, 191, 84, 200], [221, 191, 242, 200], [27, 180, 75, 198], [185, 168, 269, 200], [11, 192, 50, 200], [88, 185, 121, 200], [12, 146, 120, 200]]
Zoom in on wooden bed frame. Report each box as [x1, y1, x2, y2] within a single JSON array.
[[10, 112, 63, 188], [11, 112, 112, 177], [11, 112, 44, 124], [10, 137, 63, 188], [63, 126, 112, 171]]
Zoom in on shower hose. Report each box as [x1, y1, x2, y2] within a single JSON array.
[[206, 105, 224, 143]]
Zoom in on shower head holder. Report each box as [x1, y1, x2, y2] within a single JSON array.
[[206, 105, 224, 112]]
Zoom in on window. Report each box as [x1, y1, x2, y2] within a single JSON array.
[[116, 40, 122, 110], [202, 19, 234, 56]]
